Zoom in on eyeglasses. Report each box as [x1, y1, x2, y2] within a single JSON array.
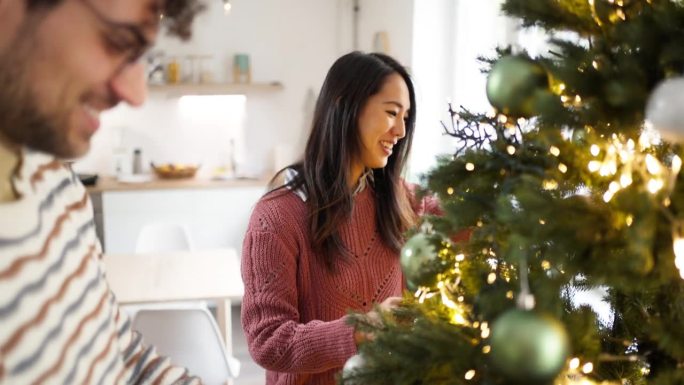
[[78, 0, 155, 70]]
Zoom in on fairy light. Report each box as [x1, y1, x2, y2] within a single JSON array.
[[507, 145, 516, 155], [465, 370, 476, 380], [582, 362, 594, 374], [482, 345, 491, 354], [558, 163, 568, 173], [625, 215, 633, 226], [645, 154, 662, 175], [672, 221, 684, 279], [539, 219, 546, 225], [447, 187, 454, 195], [592, 60, 600, 70], [588, 161, 601, 172], [673, 155, 682, 174], [543, 179, 559, 190], [620, 173, 632, 187], [487, 273, 497, 284], [465, 163, 475, 171], [569, 358, 581, 370], [603, 190, 615, 203], [590, 145, 600, 156], [550, 146, 561, 157], [456, 253, 465, 262], [647, 179, 664, 194], [480, 327, 490, 339], [506, 291, 514, 299], [541, 260, 551, 270]]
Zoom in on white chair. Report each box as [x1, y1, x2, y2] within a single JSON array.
[[133, 308, 241, 384], [135, 222, 194, 253], [125, 223, 204, 318]]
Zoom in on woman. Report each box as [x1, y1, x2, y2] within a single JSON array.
[[241, 51, 438, 385]]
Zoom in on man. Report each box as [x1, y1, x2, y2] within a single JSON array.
[[0, 0, 204, 383]]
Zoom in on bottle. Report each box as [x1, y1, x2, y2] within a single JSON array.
[[132, 148, 143, 174], [167, 57, 180, 84]]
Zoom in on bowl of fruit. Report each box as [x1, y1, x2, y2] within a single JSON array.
[[150, 163, 200, 179]]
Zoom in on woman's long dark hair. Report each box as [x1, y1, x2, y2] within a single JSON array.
[[271, 51, 417, 270]]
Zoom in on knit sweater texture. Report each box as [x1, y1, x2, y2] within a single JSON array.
[[0, 148, 201, 384], [241, 184, 439, 385]]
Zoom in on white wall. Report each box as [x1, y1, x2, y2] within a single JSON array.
[[75, 0, 415, 179]]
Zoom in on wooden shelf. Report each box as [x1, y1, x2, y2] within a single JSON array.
[[148, 82, 284, 96]]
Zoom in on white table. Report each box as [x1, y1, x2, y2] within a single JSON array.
[[103, 248, 244, 355]]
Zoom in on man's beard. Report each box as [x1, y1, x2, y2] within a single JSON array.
[[0, 32, 76, 159]]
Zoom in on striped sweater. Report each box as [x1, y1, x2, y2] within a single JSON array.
[[0, 148, 201, 385]]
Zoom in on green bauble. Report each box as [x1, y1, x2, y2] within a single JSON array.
[[400, 232, 450, 287], [486, 55, 550, 118], [490, 309, 570, 383]]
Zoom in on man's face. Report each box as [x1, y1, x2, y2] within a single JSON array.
[[0, 0, 161, 158]]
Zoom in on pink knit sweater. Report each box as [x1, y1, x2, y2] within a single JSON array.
[[241, 185, 438, 385]]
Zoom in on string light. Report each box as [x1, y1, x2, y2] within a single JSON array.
[[465, 163, 475, 171], [550, 146, 561, 156], [672, 221, 684, 279], [464, 370, 476, 380]]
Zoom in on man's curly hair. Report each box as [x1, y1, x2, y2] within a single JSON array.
[[27, 0, 205, 40]]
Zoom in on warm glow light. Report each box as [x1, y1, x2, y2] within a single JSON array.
[[673, 155, 682, 174], [558, 163, 568, 173], [588, 161, 601, 172], [569, 357, 581, 370], [645, 154, 662, 175], [465, 370, 476, 380], [673, 233, 684, 279], [507, 145, 516, 155], [647, 179, 664, 194], [447, 187, 454, 195], [466, 163, 475, 171], [487, 273, 496, 284], [590, 145, 600, 156], [620, 173, 632, 187], [582, 362, 594, 374], [549, 146, 560, 156], [543, 180, 558, 190]]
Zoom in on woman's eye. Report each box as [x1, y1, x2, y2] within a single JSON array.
[[386, 111, 398, 117]]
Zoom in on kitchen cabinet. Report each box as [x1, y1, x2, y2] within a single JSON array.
[[89, 177, 268, 254]]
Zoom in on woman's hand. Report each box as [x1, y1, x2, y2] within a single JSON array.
[[353, 296, 403, 346]]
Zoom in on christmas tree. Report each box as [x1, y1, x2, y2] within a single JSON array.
[[343, 1, 684, 385]]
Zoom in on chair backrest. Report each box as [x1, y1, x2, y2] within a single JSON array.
[[133, 308, 238, 384], [135, 223, 193, 253]]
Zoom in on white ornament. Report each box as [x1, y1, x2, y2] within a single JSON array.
[[341, 353, 365, 384], [645, 77, 684, 142]]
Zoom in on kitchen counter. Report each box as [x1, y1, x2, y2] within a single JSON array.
[[86, 175, 272, 193], [87, 176, 271, 253]]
